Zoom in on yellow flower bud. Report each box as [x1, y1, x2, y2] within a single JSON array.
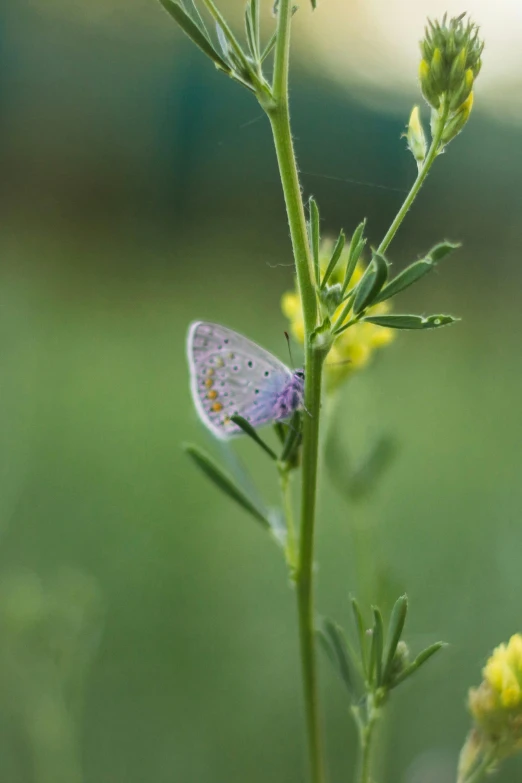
[[406, 106, 427, 165], [418, 14, 483, 130], [430, 48, 444, 91], [441, 91, 474, 145]]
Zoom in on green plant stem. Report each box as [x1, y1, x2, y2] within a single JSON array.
[[265, 1, 326, 782], [296, 346, 326, 783], [279, 469, 297, 573], [376, 104, 449, 256], [268, 0, 317, 335], [356, 700, 380, 783]]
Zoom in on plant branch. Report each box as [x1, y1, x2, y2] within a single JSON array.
[[355, 699, 381, 783], [376, 103, 450, 256], [296, 346, 326, 783], [264, 1, 326, 781], [268, 0, 317, 334]]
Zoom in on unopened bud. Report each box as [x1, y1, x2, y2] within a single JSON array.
[[418, 14, 483, 116], [419, 59, 440, 109], [406, 106, 427, 165], [450, 68, 474, 111], [441, 92, 473, 144], [449, 48, 467, 90]]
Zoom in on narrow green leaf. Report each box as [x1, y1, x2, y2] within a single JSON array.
[[331, 291, 356, 335], [158, 0, 231, 72], [244, 5, 258, 61], [185, 0, 209, 35], [349, 219, 366, 254], [391, 642, 446, 689], [351, 596, 368, 677], [374, 241, 459, 304], [427, 240, 461, 262], [260, 29, 277, 62], [374, 259, 435, 304], [183, 443, 269, 528], [251, 0, 260, 57], [318, 619, 355, 697], [382, 595, 408, 684], [215, 21, 230, 59], [353, 253, 389, 315], [362, 314, 457, 330], [321, 230, 345, 289], [341, 220, 366, 293], [344, 238, 366, 290], [309, 197, 321, 286], [369, 607, 384, 686], [414, 641, 446, 667], [260, 5, 297, 63], [230, 415, 277, 460]]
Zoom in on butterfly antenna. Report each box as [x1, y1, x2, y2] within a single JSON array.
[[284, 331, 295, 369]]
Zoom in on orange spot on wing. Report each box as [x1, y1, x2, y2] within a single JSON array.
[[207, 390, 218, 400], [204, 378, 214, 388], [211, 402, 223, 412]]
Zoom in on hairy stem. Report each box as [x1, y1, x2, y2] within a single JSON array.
[[265, 1, 326, 781], [376, 104, 450, 256], [269, 0, 317, 334], [357, 708, 379, 783], [296, 345, 326, 783]]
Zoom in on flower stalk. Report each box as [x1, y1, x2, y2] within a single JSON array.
[[267, 1, 328, 780], [355, 698, 381, 783], [376, 99, 449, 256]]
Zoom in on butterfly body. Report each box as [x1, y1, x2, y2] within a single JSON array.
[[187, 321, 304, 439]]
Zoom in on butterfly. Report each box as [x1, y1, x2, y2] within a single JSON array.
[[187, 321, 305, 440]]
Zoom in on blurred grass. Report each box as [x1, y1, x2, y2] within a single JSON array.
[[1, 228, 522, 781]]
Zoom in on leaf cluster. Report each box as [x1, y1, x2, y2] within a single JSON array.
[[158, 0, 313, 105], [318, 595, 445, 708], [309, 197, 460, 344]]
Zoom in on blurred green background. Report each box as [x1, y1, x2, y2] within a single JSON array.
[[1, 0, 522, 781]]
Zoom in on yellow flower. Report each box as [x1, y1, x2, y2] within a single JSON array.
[[482, 635, 522, 709], [465, 634, 522, 766], [281, 239, 395, 392]]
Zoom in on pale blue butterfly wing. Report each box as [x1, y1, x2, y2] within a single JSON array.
[[187, 321, 294, 440]]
